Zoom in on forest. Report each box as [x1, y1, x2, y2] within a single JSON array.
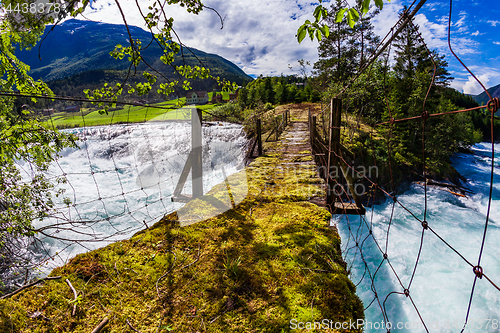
[[230, 0, 500, 186]]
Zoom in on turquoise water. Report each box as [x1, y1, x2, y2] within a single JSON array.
[[334, 142, 500, 332]]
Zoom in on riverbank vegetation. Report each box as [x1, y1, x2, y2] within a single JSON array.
[[0, 133, 363, 332], [234, 1, 500, 192]]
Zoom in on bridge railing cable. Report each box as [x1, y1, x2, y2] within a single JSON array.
[[307, 0, 500, 330]]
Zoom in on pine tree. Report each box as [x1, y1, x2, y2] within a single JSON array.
[[313, 0, 380, 86], [313, 0, 356, 85], [351, 6, 380, 70], [390, 9, 453, 126], [387, 8, 478, 175]]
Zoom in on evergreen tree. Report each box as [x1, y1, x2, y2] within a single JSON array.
[[263, 77, 275, 104], [313, 0, 379, 86], [351, 6, 381, 70], [386, 8, 478, 175], [313, 0, 356, 85], [274, 76, 288, 104], [238, 87, 249, 109], [392, 8, 452, 103]]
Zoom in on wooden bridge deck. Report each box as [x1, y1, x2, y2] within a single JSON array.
[[281, 121, 326, 208]]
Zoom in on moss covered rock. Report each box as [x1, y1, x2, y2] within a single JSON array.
[[0, 122, 363, 332]]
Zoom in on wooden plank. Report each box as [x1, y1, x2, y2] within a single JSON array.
[[339, 159, 364, 211], [265, 126, 277, 142], [275, 116, 279, 141], [246, 137, 258, 159], [311, 115, 317, 142], [332, 202, 366, 215], [257, 118, 262, 156], [326, 99, 341, 207]]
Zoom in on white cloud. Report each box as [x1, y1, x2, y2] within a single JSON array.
[[494, 41, 500, 45], [79, 0, 321, 77], [413, 13, 448, 51], [450, 65, 500, 93], [454, 12, 467, 30], [471, 30, 480, 36], [487, 20, 500, 27], [462, 74, 489, 95], [372, 1, 403, 39]]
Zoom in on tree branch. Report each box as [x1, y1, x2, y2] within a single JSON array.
[[0, 276, 62, 299]]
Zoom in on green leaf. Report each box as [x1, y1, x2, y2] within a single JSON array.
[[362, 0, 370, 15], [321, 25, 330, 38], [315, 29, 322, 41], [308, 27, 315, 41], [375, 0, 384, 10], [297, 25, 307, 43], [313, 6, 322, 22], [349, 8, 360, 22], [347, 11, 355, 28], [335, 8, 347, 23], [321, 8, 328, 20]]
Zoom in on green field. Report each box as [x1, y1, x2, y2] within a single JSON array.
[[208, 91, 230, 100], [43, 99, 218, 129]]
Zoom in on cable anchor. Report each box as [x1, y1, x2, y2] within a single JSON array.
[[421, 111, 429, 120], [487, 98, 499, 113], [473, 266, 483, 279]]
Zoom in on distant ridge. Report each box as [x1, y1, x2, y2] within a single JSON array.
[[472, 83, 500, 105], [17, 19, 252, 87]]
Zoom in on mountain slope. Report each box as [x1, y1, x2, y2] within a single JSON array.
[[17, 19, 252, 87], [473, 83, 500, 105]]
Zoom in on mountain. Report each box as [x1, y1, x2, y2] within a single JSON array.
[[17, 19, 252, 93], [472, 83, 500, 105]]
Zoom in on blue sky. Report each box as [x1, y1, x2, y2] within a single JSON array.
[[405, 0, 500, 94], [77, 0, 500, 94]]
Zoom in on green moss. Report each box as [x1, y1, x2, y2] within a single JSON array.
[[0, 123, 363, 332]]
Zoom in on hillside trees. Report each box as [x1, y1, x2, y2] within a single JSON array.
[[0, 3, 82, 284], [313, 0, 385, 126], [385, 14, 481, 172], [314, 0, 380, 87], [312, 3, 481, 180], [238, 75, 320, 109]]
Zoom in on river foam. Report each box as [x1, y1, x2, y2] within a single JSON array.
[[13, 121, 248, 278], [334, 142, 500, 332]]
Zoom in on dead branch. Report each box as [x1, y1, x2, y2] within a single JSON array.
[[126, 318, 143, 333], [155, 251, 177, 299], [91, 317, 109, 333], [179, 244, 201, 270], [65, 279, 78, 316], [0, 276, 62, 300]]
